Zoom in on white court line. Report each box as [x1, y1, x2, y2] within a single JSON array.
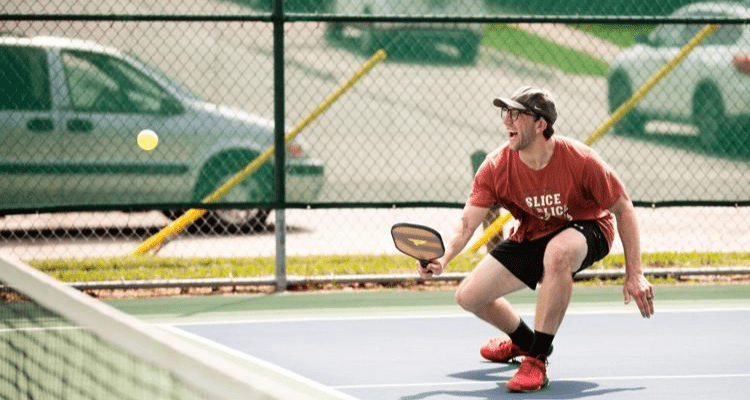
[[161, 325, 360, 400], [169, 306, 750, 327], [169, 312, 471, 327], [332, 373, 750, 390]]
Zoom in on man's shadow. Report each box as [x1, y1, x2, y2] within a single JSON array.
[[400, 363, 645, 400]]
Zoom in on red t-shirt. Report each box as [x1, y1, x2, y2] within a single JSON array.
[[469, 136, 624, 247]]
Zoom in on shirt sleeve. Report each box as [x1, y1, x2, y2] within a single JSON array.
[[468, 159, 497, 208], [582, 151, 625, 210]]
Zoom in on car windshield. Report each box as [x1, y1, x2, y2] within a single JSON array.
[[649, 11, 743, 48]]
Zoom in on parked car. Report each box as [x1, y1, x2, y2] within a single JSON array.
[[0, 35, 324, 229], [608, 2, 750, 151], [325, 0, 485, 64]]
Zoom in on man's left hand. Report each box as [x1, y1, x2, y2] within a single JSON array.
[[624, 273, 655, 318]]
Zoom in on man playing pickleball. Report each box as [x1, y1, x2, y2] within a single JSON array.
[[417, 86, 654, 392]]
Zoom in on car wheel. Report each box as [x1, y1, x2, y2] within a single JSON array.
[[325, 23, 343, 42], [608, 72, 645, 136], [192, 153, 273, 232], [202, 169, 271, 232], [732, 117, 750, 156], [457, 41, 479, 65], [692, 84, 725, 150], [245, 0, 271, 10], [456, 35, 480, 65]]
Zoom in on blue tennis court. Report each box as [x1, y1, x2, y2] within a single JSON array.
[[156, 285, 750, 400]]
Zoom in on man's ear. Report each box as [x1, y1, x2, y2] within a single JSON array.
[[537, 117, 548, 133]]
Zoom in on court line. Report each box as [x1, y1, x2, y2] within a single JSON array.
[[332, 373, 750, 390], [169, 306, 750, 327], [160, 325, 360, 400], [169, 312, 470, 327]]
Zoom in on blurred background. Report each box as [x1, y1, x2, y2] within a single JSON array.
[[1, 0, 748, 289]]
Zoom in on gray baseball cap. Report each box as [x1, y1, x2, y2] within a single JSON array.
[[493, 86, 557, 125]]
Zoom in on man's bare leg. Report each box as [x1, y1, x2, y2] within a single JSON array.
[[455, 254, 527, 333], [534, 228, 587, 337]]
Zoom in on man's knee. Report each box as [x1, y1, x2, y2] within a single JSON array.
[[454, 268, 497, 313], [455, 257, 525, 313], [544, 228, 588, 276], [455, 280, 480, 313], [544, 237, 586, 277]]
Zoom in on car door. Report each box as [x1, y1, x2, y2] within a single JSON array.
[[636, 23, 685, 116], [57, 49, 192, 206], [0, 44, 65, 208], [656, 22, 703, 121]]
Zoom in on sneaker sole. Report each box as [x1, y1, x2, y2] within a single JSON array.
[[506, 376, 549, 393]]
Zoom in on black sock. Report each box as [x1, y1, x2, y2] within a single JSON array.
[[528, 331, 554, 359], [508, 319, 534, 352]]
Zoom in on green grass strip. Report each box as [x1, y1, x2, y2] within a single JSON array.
[[570, 24, 655, 48], [29, 252, 750, 283], [483, 24, 609, 77]]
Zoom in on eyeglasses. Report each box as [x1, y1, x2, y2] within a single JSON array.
[[500, 106, 535, 122]]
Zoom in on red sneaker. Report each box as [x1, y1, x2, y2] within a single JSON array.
[[506, 356, 549, 392], [479, 337, 526, 363]]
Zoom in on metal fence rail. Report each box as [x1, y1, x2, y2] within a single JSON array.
[[24, 266, 750, 293]]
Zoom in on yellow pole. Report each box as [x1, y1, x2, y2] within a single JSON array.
[[132, 49, 388, 255], [468, 24, 720, 253]]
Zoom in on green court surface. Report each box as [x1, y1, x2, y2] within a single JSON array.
[[108, 283, 750, 325], [104, 284, 750, 400]]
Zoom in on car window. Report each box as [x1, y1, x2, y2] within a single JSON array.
[[680, 24, 710, 47], [681, 12, 742, 47], [649, 19, 742, 49], [701, 24, 742, 46], [680, 24, 734, 47], [0, 45, 51, 111], [61, 50, 173, 114], [648, 24, 686, 48]]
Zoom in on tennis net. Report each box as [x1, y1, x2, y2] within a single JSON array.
[[0, 254, 350, 400]]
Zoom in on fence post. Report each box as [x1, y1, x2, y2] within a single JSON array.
[[273, 0, 287, 292]]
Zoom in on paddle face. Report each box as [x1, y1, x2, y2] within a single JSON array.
[[391, 223, 445, 268]]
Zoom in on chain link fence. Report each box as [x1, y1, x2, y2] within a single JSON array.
[[1, 0, 749, 285]]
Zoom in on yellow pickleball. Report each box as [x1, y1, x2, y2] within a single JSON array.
[[137, 129, 158, 151]]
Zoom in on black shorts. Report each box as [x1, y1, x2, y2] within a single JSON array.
[[489, 220, 610, 290]]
